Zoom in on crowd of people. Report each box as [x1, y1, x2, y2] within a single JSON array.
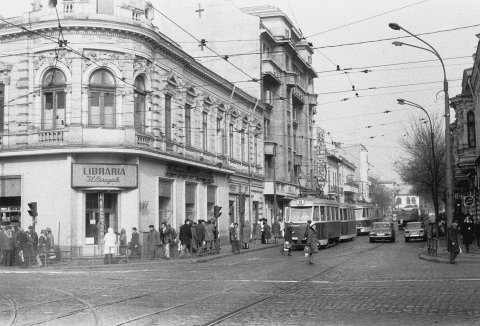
[[0, 225, 56, 268], [444, 214, 480, 264]]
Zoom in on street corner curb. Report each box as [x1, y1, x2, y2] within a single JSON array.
[[194, 244, 282, 263], [418, 252, 448, 264]]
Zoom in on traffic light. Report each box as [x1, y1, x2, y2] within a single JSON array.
[[214, 205, 222, 219], [27, 202, 38, 217]]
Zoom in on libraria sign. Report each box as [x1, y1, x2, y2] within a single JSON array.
[[72, 164, 138, 188]]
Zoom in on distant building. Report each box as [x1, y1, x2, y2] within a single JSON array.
[[159, 2, 319, 222]]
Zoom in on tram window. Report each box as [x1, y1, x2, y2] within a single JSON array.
[[313, 206, 320, 221], [340, 209, 343, 221], [334, 207, 338, 220], [326, 207, 331, 221], [320, 206, 326, 221]]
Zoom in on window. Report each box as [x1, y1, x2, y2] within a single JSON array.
[[97, 0, 114, 14], [185, 182, 197, 221], [185, 103, 192, 146], [229, 123, 234, 159], [254, 134, 258, 164], [467, 111, 476, 148], [89, 69, 116, 128], [164, 94, 172, 140], [285, 55, 290, 71], [264, 118, 270, 141], [216, 116, 224, 154], [202, 111, 208, 151], [241, 130, 246, 162], [0, 83, 4, 133], [42, 69, 66, 130], [134, 76, 146, 133]]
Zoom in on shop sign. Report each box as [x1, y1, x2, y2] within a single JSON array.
[[72, 164, 138, 188]]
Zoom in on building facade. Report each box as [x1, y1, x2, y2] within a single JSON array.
[[0, 0, 265, 254], [159, 3, 318, 223]]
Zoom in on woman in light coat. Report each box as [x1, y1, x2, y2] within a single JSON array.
[[104, 227, 117, 264]]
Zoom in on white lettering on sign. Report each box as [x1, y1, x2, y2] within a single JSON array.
[[72, 164, 137, 188]]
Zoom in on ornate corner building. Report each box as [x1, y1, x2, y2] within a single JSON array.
[[0, 0, 265, 254]]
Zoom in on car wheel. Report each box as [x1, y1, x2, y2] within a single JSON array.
[[405, 238, 409, 242], [391, 237, 395, 242], [369, 239, 374, 243]]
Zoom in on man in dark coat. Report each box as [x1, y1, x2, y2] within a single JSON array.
[[447, 220, 460, 264], [305, 221, 319, 265], [130, 227, 140, 258], [28, 226, 39, 265], [284, 222, 293, 256], [462, 215, 475, 253], [146, 225, 161, 259], [179, 219, 192, 257]]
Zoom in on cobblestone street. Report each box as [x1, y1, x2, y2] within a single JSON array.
[[0, 234, 479, 326]]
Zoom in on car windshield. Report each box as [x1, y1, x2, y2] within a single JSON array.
[[372, 222, 390, 229], [406, 222, 421, 229]]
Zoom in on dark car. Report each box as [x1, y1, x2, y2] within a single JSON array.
[[369, 222, 396, 243], [404, 221, 428, 242]]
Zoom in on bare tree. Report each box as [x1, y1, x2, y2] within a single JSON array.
[[394, 116, 446, 218], [370, 176, 394, 216]]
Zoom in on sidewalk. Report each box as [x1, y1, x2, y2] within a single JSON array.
[[55, 241, 283, 269], [419, 238, 480, 264]]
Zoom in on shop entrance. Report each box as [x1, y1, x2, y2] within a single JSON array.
[[85, 192, 117, 245]]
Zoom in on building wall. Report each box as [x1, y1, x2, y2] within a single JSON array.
[[0, 0, 264, 253]]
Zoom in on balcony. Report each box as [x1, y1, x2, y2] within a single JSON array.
[[264, 181, 299, 198], [0, 127, 236, 172], [261, 60, 282, 86], [343, 184, 359, 194], [328, 185, 338, 194], [285, 72, 297, 88], [293, 153, 302, 166]]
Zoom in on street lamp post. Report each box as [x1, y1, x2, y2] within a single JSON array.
[[389, 23, 453, 228], [397, 99, 439, 237]]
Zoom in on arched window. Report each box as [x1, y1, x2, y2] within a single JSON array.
[[42, 68, 66, 130], [88, 69, 116, 128], [467, 111, 476, 148], [134, 76, 146, 133]]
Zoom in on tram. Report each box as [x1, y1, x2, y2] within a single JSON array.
[[339, 203, 357, 241], [355, 203, 381, 235], [285, 197, 355, 249]]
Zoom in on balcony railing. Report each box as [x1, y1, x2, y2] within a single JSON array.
[[0, 127, 256, 174]]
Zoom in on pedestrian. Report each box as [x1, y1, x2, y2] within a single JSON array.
[[38, 229, 48, 265], [168, 224, 177, 257], [45, 226, 55, 258], [462, 215, 475, 253], [305, 222, 319, 265], [241, 221, 251, 249], [229, 223, 236, 253], [253, 221, 262, 244], [447, 219, 460, 264], [160, 222, 174, 259], [104, 227, 117, 264], [260, 220, 265, 244], [118, 228, 127, 256], [195, 220, 206, 254], [263, 221, 271, 244], [283, 222, 293, 256], [18, 228, 32, 268], [204, 220, 214, 253], [279, 218, 285, 238], [28, 226, 40, 266], [190, 221, 198, 254], [129, 227, 140, 258], [271, 219, 281, 243], [234, 222, 241, 254], [0, 226, 13, 267], [147, 225, 161, 260], [179, 219, 192, 258]]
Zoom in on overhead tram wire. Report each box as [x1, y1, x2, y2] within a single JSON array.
[[305, 0, 430, 38]]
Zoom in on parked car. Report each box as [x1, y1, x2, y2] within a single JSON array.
[[404, 221, 428, 242], [369, 222, 396, 243]]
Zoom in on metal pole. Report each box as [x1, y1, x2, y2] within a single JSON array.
[[273, 144, 277, 224], [389, 23, 453, 228]]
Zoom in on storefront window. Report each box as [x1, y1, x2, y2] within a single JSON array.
[[185, 182, 196, 221], [85, 193, 117, 244], [159, 179, 173, 225], [207, 185, 216, 219]]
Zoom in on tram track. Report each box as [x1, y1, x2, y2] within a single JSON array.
[[0, 293, 19, 326]]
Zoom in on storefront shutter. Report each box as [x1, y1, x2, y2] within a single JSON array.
[[185, 183, 196, 204]]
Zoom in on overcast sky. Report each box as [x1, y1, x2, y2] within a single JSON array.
[[2, 0, 480, 183]]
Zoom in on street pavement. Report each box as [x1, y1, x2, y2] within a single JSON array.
[[419, 237, 480, 264], [1, 234, 480, 325]]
